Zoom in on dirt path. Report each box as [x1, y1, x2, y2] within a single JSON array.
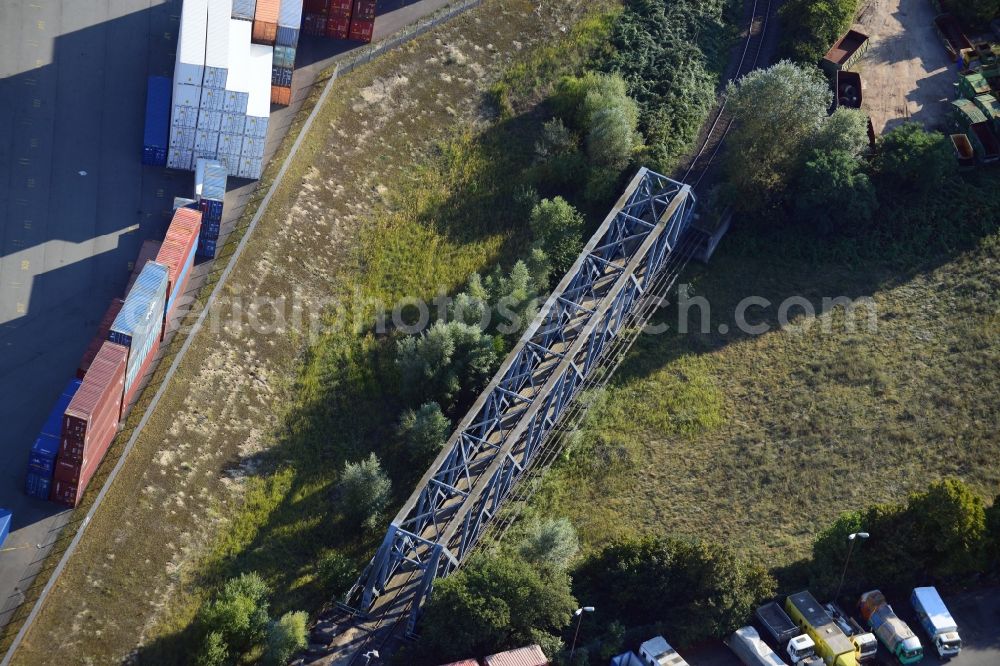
[[853, 0, 956, 134]]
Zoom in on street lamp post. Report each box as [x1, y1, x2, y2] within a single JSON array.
[[568, 606, 595, 662], [835, 531, 869, 601]]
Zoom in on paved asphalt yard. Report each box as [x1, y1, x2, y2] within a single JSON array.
[[0, 0, 453, 637]]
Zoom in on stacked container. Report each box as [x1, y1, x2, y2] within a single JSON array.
[[126, 239, 163, 296], [349, 0, 376, 42], [195, 159, 227, 258], [77, 298, 126, 379], [110, 262, 169, 409], [233, 0, 257, 21], [300, 0, 374, 41], [169, 0, 209, 171], [51, 343, 128, 508], [239, 43, 273, 179], [157, 207, 203, 332], [143, 76, 172, 166], [252, 0, 280, 45], [195, 0, 233, 165], [25, 379, 82, 500], [272, 0, 303, 106]]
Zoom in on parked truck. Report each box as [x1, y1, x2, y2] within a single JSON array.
[[638, 636, 689, 666], [756, 602, 824, 666], [785, 591, 859, 666], [858, 590, 923, 664], [910, 587, 961, 659], [726, 626, 789, 666], [824, 603, 877, 662]]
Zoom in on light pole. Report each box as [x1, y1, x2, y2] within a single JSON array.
[[835, 531, 869, 601], [363, 650, 380, 665], [568, 606, 595, 662]]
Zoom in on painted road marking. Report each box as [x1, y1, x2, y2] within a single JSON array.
[[36, 20, 44, 30], [30, 138, 38, 148], [32, 99, 40, 108], [24, 221, 32, 230], [20, 261, 29, 271], [18, 158, 29, 166], [24, 78, 36, 86], [16, 303, 26, 314], [26, 178, 35, 189]]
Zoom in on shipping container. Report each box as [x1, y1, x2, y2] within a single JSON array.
[[244, 114, 269, 139], [143, 76, 171, 166], [328, 0, 352, 16], [170, 105, 197, 129], [122, 332, 161, 410], [276, 25, 300, 48], [51, 446, 105, 508], [195, 129, 220, 154], [174, 196, 198, 211], [271, 85, 292, 106], [237, 155, 264, 179], [157, 207, 202, 326], [200, 218, 223, 237], [25, 471, 52, 500], [126, 240, 163, 296], [821, 30, 869, 74], [200, 87, 225, 112], [197, 236, 220, 258], [483, 645, 549, 666], [167, 148, 194, 171], [272, 45, 296, 69], [272, 66, 293, 87], [304, 0, 328, 13], [196, 158, 228, 201], [175, 0, 209, 85], [60, 342, 127, 465], [233, 0, 257, 21], [197, 109, 223, 132], [78, 298, 126, 379], [0, 510, 10, 548], [303, 13, 326, 36], [244, 43, 274, 128], [934, 13, 973, 59], [205, 0, 233, 89], [326, 15, 350, 39], [252, 0, 280, 44], [278, 0, 303, 46], [353, 0, 376, 21], [240, 135, 266, 159], [28, 379, 82, 474], [221, 111, 247, 135], [349, 18, 374, 43], [110, 262, 168, 399], [170, 127, 196, 150]]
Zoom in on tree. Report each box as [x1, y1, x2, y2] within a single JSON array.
[[530, 198, 586, 279], [907, 478, 987, 578], [723, 60, 832, 211], [517, 518, 580, 570], [487, 261, 543, 337], [950, 0, 1000, 28], [340, 453, 392, 531], [573, 536, 775, 644], [316, 551, 357, 599], [793, 149, 876, 233], [196, 631, 229, 666], [417, 553, 577, 662], [197, 572, 272, 655], [812, 107, 871, 157], [553, 72, 641, 173], [396, 320, 498, 410], [451, 273, 490, 329], [264, 611, 309, 666], [399, 402, 450, 465], [779, 0, 862, 63], [875, 123, 955, 191]]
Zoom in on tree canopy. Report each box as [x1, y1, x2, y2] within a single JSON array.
[[875, 122, 955, 191], [396, 320, 498, 410], [340, 453, 392, 531]]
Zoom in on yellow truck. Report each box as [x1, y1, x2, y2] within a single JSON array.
[[785, 591, 859, 666]]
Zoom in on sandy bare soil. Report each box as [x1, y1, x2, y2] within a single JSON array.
[[853, 0, 957, 134]]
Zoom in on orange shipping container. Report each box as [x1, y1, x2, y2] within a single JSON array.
[[271, 85, 291, 106], [253, 0, 280, 44]]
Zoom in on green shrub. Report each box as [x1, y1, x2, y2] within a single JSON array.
[[264, 611, 309, 666], [399, 402, 451, 465], [316, 551, 357, 600], [516, 518, 580, 571], [197, 572, 272, 656], [340, 453, 392, 531], [875, 122, 955, 191], [530, 198, 587, 279], [946, 0, 1000, 29], [779, 0, 862, 64], [793, 149, 876, 233], [196, 631, 229, 666]]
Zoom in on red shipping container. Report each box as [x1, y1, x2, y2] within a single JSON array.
[[303, 13, 327, 35], [349, 18, 374, 42], [157, 207, 201, 334], [126, 239, 163, 296], [252, 0, 280, 44], [53, 457, 86, 485], [303, 0, 329, 13], [122, 333, 160, 411], [352, 0, 376, 21], [51, 447, 105, 508], [271, 85, 292, 106], [77, 298, 125, 379], [325, 16, 350, 39], [61, 342, 127, 464], [328, 0, 352, 15]]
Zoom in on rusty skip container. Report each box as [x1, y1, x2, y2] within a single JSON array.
[[821, 30, 869, 74], [252, 0, 280, 45], [60, 342, 127, 465], [77, 298, 126, 379]]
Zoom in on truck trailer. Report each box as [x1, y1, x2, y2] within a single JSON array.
[[726, 626, 788, 666], [910, 587, 961, 659], [756, 602, 823, 665], [785, 591, 859, 666], [858, 590, 923, 664]]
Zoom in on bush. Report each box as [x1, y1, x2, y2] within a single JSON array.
[[947, 0, 1000, 29], [779, 0, 862, 64], [417, 553, 577, 663], [813, 107, 872, 157], [340, 453, 392, 531], [875, 123, 955, 191], [573, 536, 775, 645], [197, 572, 272, 656], [316, 551, 357, 600], [530, 198, 587, 279], [399, 402, 451, 466], [793, 149, 876, 233], [516, 518, 580, 570], [264, 611, 309, 666], [196, 631, 229, 666]]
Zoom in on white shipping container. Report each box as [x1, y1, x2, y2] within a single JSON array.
[[195, 130, 219, 153], [223, 90, 249, 114], [246, 44, 273, 119], [174, 83, 202, 109], [225, 19, 252, 93], [175, 0, 209, 84], [197, 110, 223, 132], [171, 105, 197, 129], [194, 146, 219, 164], [203, 0, 231, 89], [237, 156, 263, 180], [232, 0, 256, 21], [204, 67, 228, 89], [278, 0, 303, 28], [168, 149, 193, 171], [200, 87, 225, 112], [240, 136, 265, 159], [220, 112, 246, 135], [244, 116, 268, 139], [217, 152, 241, 177], [170, 127, 196, 150], [217, 133, 244, 155]]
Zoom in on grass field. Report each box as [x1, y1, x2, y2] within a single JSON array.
[[526, 184, 1000, 568], [11, 2, 619, 664]]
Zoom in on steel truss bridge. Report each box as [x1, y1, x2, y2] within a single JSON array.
[[340, 168, 710, 642]]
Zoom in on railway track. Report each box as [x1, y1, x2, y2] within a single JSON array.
[[679, 0, 776, 192]]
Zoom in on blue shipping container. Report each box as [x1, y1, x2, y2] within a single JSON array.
[[272, 66, 293, 88], [199, 198, 224, 222], [143, 76, 171, 166], [276, 26, 300, 49], [197, 238, 219, 258], [0, 509, 11, 547], [28, 378, 82, 473], [273, 45, 296, 70], [232, 0, 256, 21], [111, 262, 168, 396], [24, 472, 52, 500], [200, 219, 222, 237]]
